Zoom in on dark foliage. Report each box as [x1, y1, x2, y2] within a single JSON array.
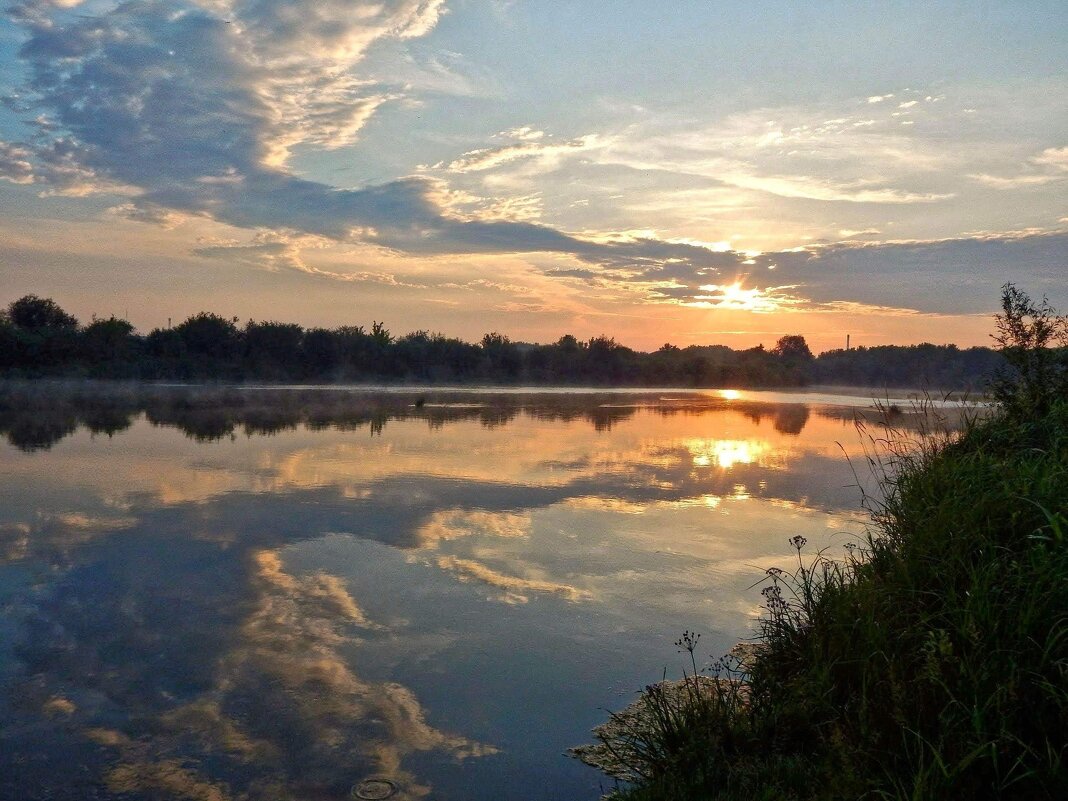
[[1, 294, 1005, 388], [990, 282, 1068, 417]]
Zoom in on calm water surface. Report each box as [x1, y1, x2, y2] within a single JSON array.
[[0, 387, 924, 800]]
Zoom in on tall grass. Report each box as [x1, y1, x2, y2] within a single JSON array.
[[574, 286, 1068, 799], [576, 398, 1067, 800]]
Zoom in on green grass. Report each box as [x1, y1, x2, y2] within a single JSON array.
[[575, 399, 1068, 800]]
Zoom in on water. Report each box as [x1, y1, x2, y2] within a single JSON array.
[[0, 386, 925, 800]]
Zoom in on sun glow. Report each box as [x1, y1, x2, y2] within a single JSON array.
[[688, 438, 769, 470], [695, 281, 778, 312]]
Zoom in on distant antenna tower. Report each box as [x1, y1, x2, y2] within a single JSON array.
[[846, 334, 851, 351]]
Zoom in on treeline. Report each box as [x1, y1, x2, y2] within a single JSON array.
[[0, 294, 1004, 389]]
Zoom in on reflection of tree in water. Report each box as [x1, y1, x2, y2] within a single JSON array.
[[3, 413, 80, 451], [0, 384, 944, 452], [773, 405, 810, 435]]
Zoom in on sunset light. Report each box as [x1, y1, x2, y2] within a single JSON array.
[[0, 3, 1061, 351], [0, 4, 1064, 797], [689, 438, 770, 470], [697, 282, 773, 312]]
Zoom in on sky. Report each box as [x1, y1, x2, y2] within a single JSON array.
[[0, 0, 1065, 352]]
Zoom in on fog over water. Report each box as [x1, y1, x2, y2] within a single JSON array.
[[0, 386, 948, 800]]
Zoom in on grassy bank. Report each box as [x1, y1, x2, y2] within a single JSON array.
[[577, 398, 1067, 800], [575, 290, 1067, 800]]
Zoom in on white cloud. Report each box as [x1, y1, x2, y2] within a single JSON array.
[[970, 173, 1061, 189], [435, 554, 592, 604], [717, 172, 949, 204], [500, 126, 545, 141], [0, 142, 35, 184], [968, 145, 1068, 189], [1033, 146, 1068, 171], [445, 135, 601, 172]]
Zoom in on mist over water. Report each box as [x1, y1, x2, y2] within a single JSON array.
[[0, 387, 929, 800]]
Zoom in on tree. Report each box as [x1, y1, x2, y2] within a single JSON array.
[[172, 313, 242, 377], [301, 328, 340, 378], [176, 313, 240, 357], [0, 314, 17, 370], [5, 295, 80, 371], [244, 320, 303, 377], [990, 283, 1068, 417], [481, 332, 521, 379], [81, 317, 138, 375], [771, 335, 813, 362], [7, 295, 78, 332], [556, 334, 581, 352]]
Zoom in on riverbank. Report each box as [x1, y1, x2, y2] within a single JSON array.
[[576, 396, 1068, 799]]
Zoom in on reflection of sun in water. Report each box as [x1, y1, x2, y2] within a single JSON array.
[[689, 439, 769, 469], [719, 389, 742, 401]]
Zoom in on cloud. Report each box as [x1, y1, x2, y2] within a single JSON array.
[[8, 1, 435, 189], [28, 539, 495, 799], [3, 7, 1063, 317], [970, 173, 1061, 189], [417, 509, 531, 546], [445, 134, 600, 172], [490, 99, 961, 209], [1032, 146, 1068, 171], [968, 145, 1068, 190], [500, 126, 545, 141], [715, 172, 950, 204], [435, 554, 592, 604], [548, 230, 1068, 315], [3, 2, 756, 287], [0, 142, 34, 184]]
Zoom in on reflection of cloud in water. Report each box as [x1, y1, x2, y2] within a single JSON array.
[[177, 548, 496, 796], [417, 509, 532, 546], [0, 390, 893, 797], [435, 555, 592, 605], [1, 538, 494, 799], [0, 513, 136, 563]]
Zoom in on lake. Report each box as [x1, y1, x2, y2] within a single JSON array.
[[0, 385, 943, 800]]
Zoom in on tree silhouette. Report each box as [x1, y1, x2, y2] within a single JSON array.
[[0, 293, 1013, 389], [7, 295, 78, 332], [771, 335, 813, 362], [990, 283, 1068, 417]]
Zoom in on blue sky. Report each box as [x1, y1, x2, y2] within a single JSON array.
[[0, 0, 1065, 349]]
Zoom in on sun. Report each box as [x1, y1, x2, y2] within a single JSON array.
[[721, 282, 761, 308], [696, 281, 771, 311]]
